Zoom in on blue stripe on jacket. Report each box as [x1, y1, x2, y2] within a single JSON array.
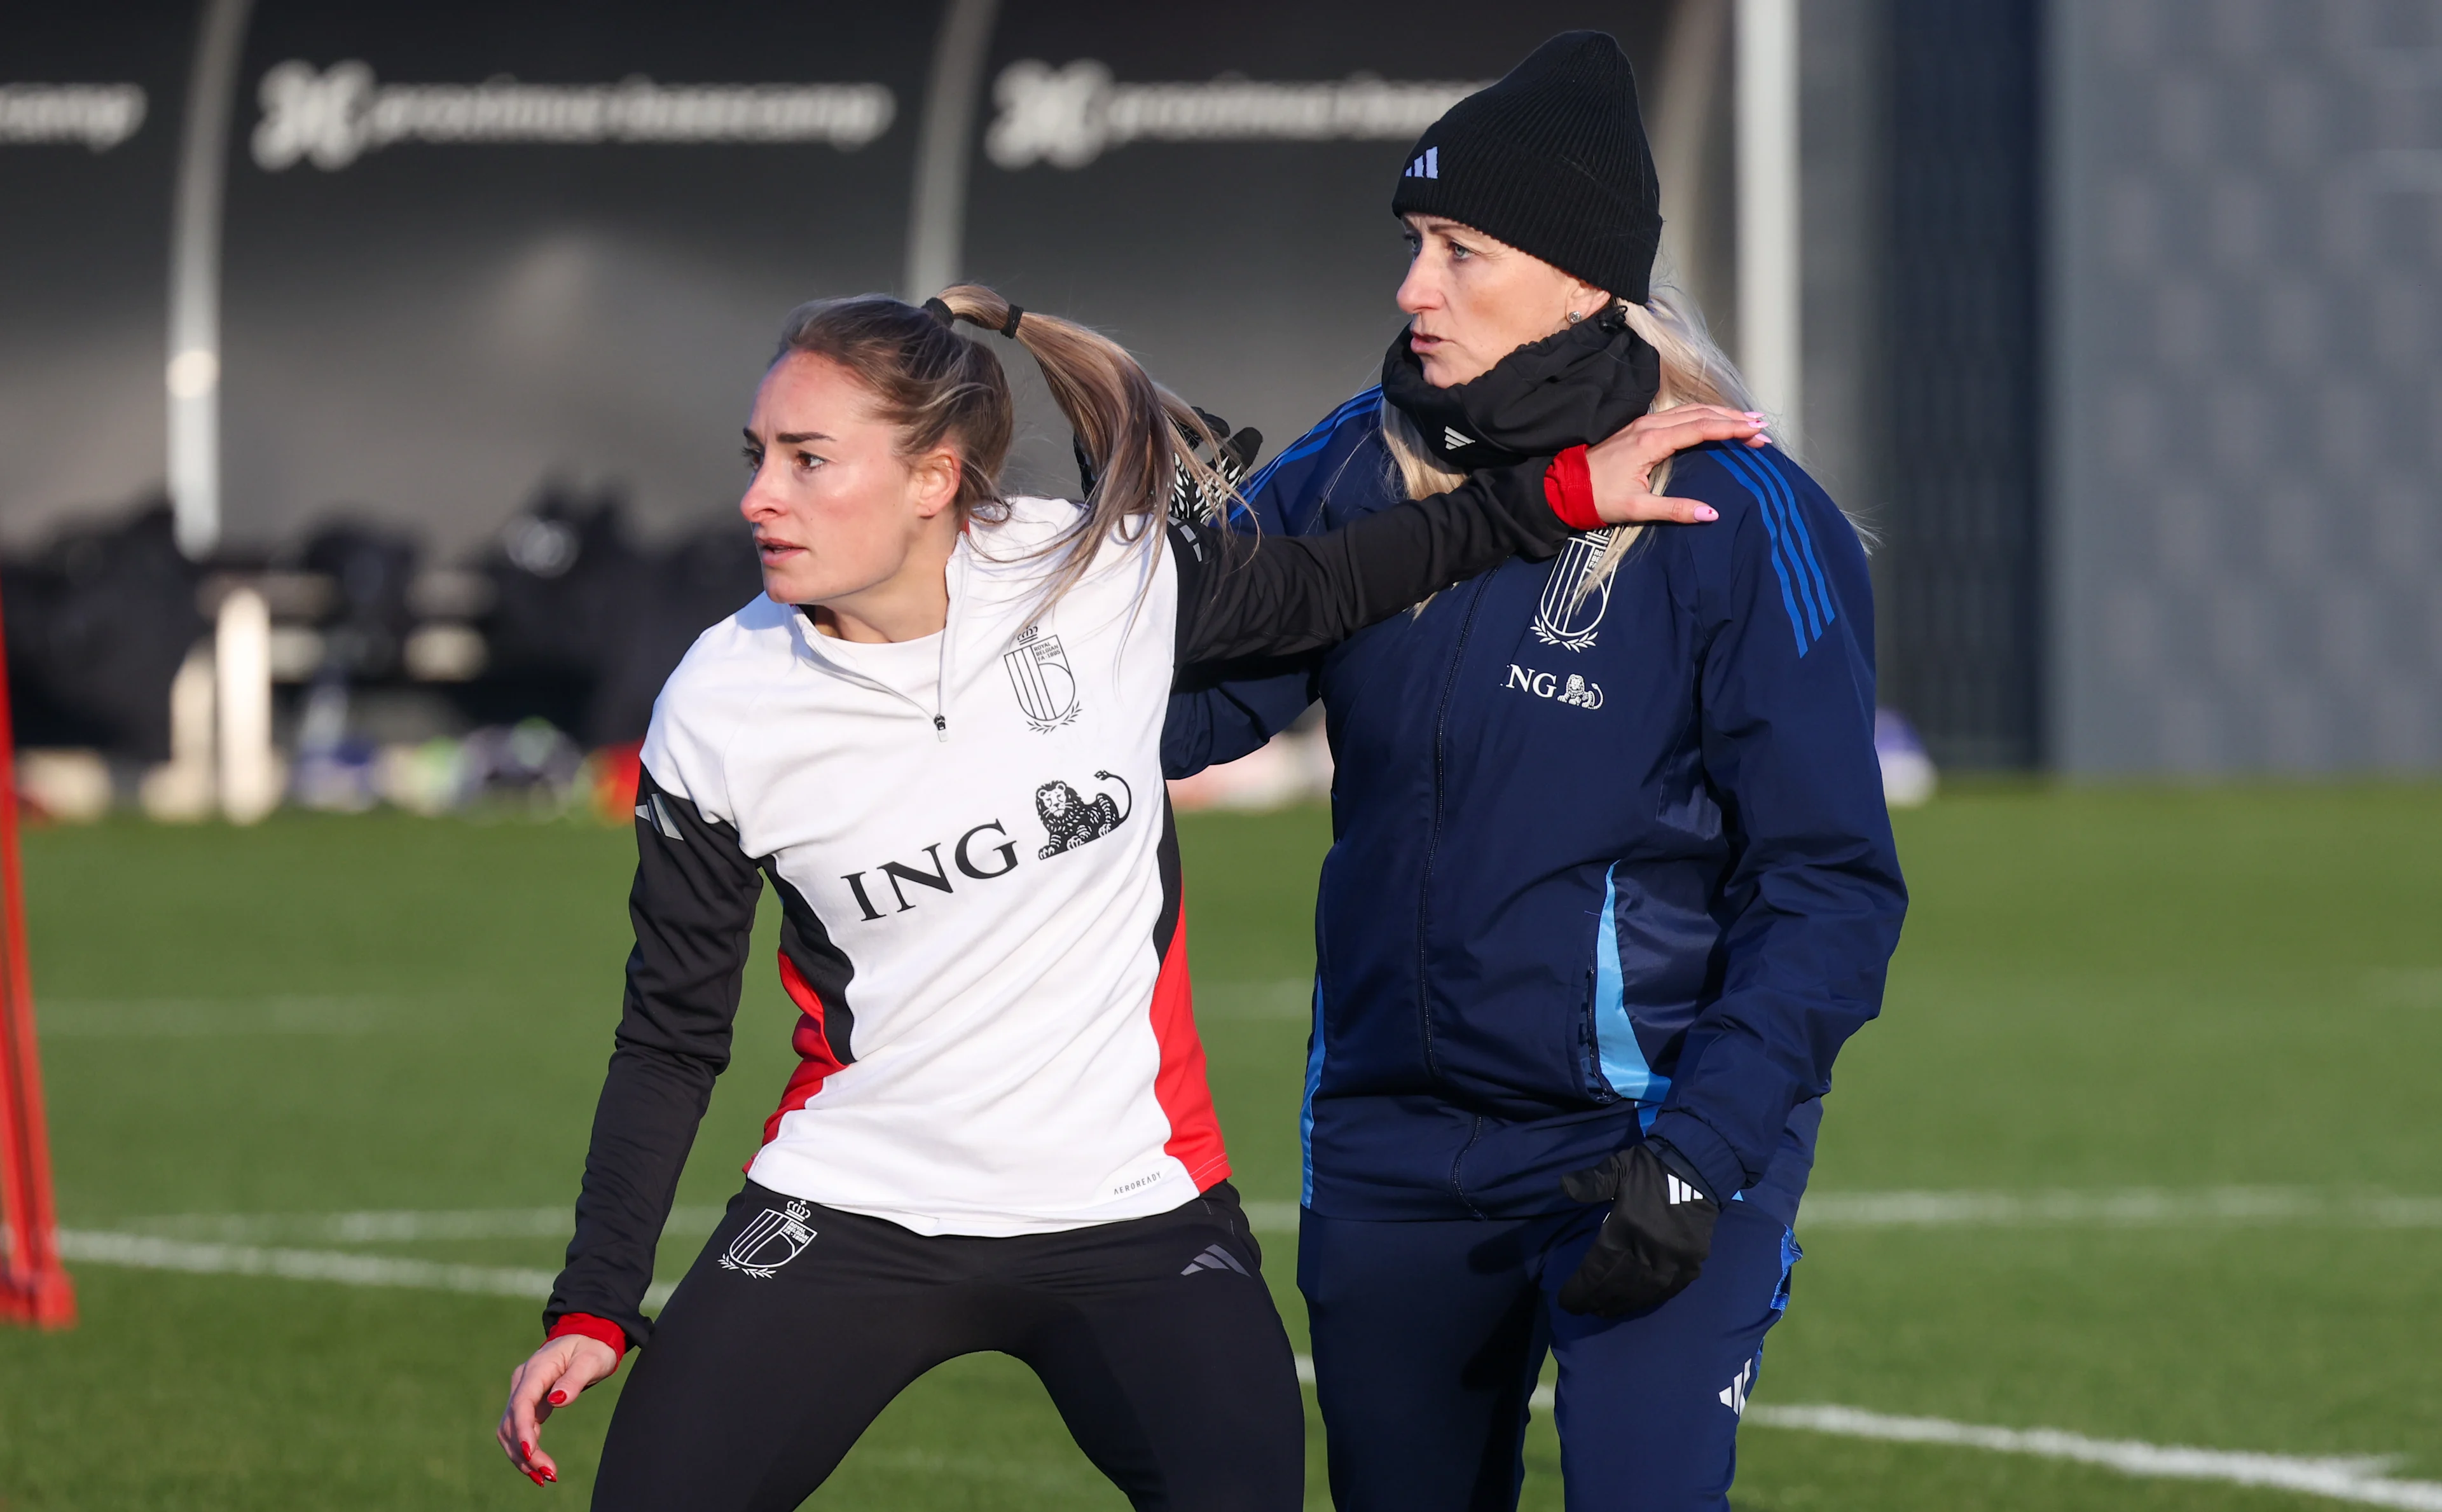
[[1241, 387, 1381, 504], [1300, 979, 1327, 1206], [1750, 444, 1838, 641], [1716, 444, 1837, 654], [1592, 864, 1667, 1132]]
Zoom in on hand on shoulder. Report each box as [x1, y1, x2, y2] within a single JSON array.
[[1585, 404, 1769, 526]]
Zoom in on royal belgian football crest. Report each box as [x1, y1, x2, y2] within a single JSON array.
[[1003, 625, 1080, 731], [719, 1199, 817, 1278], [1533, 532, 1613, 652]]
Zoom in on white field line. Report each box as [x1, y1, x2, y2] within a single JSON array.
[[2368, 966, 2442, 1005], [1745, 1404, 2442, 1511], [45, 1225, 2442, 1507], [1243, 1201, 1299, 1232], [75, 1186, 2442, 1251], [108, 1207, 729, 1244], [1296, 1357, 2442, 1509], [37, 996, 391, 1036], [1800, 1188, 2442, 1228], [1260, 1190, 2442, 1233], [54, 1230, 677, 1309], [102, 1203, 1301, 1241]]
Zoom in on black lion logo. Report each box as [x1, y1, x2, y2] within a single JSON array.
[[1036, 771, 1133, 858]]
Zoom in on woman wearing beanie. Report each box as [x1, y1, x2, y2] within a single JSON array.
[[1167, 31, 1907, 1512]]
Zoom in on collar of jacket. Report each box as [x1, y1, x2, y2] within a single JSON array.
[[1379, 307, 1660, 471]]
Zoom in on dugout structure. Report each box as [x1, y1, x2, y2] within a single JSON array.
[[0, 588, 73, 1327]]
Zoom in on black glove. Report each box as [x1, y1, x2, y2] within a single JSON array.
[[1169, 408, 1264, 525], [1556, 1141, 1720, 1317], [1073, 408, 1264, 525]]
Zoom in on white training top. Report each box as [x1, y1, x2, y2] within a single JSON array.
[[641, 499, 1220, 1236], [551, 448, 1569, 1336]]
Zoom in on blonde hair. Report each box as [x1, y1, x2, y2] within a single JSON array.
[[773, 285, 1238, 614], [1381, 288, 1755, 599]]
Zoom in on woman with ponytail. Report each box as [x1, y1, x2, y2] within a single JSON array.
[[492, 280, 1758, 1508], [1166, 32, 1908, 1512]]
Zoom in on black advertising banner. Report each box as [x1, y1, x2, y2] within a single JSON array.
[[3, 2, 1669, 553], [217, 0, 930, 549], [967, 1, 1671, 495], [0, 4, 187, 532]]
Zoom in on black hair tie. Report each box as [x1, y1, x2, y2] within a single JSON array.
[[1000, 304, 1024, 338], [921, 296, 956, 327]]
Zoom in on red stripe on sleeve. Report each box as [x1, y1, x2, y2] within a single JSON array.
[[546, 1312, 630, 1357], [1145, 897, 1230, 1188], [759, 951, 850, 1153], [1544, 445, 1601, 532]]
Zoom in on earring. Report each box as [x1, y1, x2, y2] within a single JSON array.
[[1567, 310, 1583, 324]]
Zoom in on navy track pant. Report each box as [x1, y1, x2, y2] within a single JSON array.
[[1298, 1197, 1798, 1512], [594, 1179, 1304, 1511]]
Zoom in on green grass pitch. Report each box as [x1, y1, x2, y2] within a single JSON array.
[[0, 783, 2436, 1509]]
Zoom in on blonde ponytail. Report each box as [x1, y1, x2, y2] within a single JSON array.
[[932, 284, 1241, 610], [770, 285, 1241, 623]]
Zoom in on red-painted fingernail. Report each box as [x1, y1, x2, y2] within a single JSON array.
[[548, 1391, 567, 1406], [544, 1469, 558, 1483], [521, 1442, 532, 1457], [527, 1469, 547, 1485]]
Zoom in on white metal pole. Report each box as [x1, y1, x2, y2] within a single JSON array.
[[214, 588, 276, 823], [1653, 0, 1727, 293], [167, 0, 257, 561], [1735, 0, 1803, 451], [904, 0, 1003, 301]]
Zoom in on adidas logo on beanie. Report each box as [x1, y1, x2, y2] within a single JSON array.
[[1390, 31, 1664, 305]]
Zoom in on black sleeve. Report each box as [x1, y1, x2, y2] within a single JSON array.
[[544, 767, 764, 1349], [1168, 458, 1576, 671]]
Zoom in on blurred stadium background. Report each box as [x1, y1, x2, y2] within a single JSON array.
[[0, 1, 2436, 1508]]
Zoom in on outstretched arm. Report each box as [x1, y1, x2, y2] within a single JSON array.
[[498, 767, 764, 1485], [1169, 408, 1761, 671]]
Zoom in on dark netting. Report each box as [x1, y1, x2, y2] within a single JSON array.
[[1879, 0, 2044, 769]]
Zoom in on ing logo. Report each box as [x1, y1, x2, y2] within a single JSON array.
[[1504, 663, 1605, 711]]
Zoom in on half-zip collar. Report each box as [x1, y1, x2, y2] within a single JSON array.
[[790, 541, 971, 743]]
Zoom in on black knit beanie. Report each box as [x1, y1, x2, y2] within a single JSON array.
[[1391, 31, 1662, 303]]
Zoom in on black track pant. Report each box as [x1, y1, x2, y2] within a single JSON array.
[[593, 1180, 1304, 1511]]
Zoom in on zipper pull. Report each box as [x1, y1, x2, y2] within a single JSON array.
[[934, 714, 948, 742]]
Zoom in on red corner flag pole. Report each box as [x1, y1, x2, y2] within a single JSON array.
[[0, 581, 73, 1327]]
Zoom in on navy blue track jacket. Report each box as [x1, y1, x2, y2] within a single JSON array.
[[1163, 390, 1907, 1226]]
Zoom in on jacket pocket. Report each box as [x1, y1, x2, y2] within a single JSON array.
[[1578, 966, 1619, 1103]]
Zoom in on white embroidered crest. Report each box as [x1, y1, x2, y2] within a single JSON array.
[[1002, 626, 1080, 731], [1533, 532, 1612, 652], [719, 1200, 817, 1278]]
